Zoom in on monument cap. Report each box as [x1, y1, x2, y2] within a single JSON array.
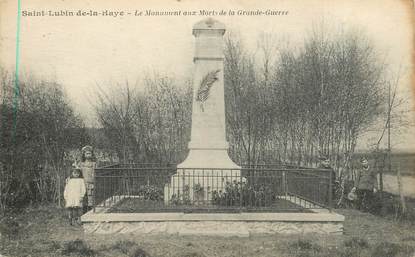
[[193, 18, 225, 35]]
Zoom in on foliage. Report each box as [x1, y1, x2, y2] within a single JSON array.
[[374, 192, 415, 222], [0, 70, 89, 213], [129, 247, 150, 257], [137, 185, 163, 201], [344, 237, 369, 249], [193, 183, 204, 194], [94, 74, 192, 164], [61, 239, 96, 256], [109, 241, 133, 254], [170, 185, 191, 205], [212, 180, 273, 207], [1, 204, 415, 257], [0, 21, 402, 214], [105, 240, 149, 257], [224, 25, 386, 171], [0, 216, 20, 240], [93, 24, 395, 180], [341, 188, 415, 223], [286, 237, 413, 257], [290, 239, 321, 251], [105, 240, 138, 254], [370, 242, 405, 257], [289, 239, 321, 257]]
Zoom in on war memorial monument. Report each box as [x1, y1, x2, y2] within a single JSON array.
[[82, 18, 345, 237]]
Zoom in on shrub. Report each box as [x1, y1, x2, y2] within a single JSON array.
[[193, 183, 204, 194], [0, 74, 89, 214], [137, 185, 163, 201], [110, 240, 138, 254], [289, 239, 321, 257], [48, 240, 61, 252], [339, 247, 361, 257], [170, 185, 191, 205], [212, 180, 273, 207], [61, 239, 96, 256], [344, 237, 369, 249], [129, 247, 150, 257], [0, 216, 20, 240], [370, 192, 415, 223], [290, 239, 320, 251], [370, 242, 414, 257]]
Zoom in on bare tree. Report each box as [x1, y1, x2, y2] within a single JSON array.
[[224, 24, 387, 173], [0, 69, 88, 211], [94, 73, 192, 164], [95, 82, 141, 162]]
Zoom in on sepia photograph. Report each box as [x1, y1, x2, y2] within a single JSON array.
[[0, 0, 414, 256]]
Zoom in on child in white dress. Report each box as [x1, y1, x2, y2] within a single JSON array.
[[64, 168, 86, 225]]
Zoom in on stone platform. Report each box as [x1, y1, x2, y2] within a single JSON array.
[[82, 211, 344, 237], [81, 196, 345, 237]]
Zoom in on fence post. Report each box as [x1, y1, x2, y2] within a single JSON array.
[[282, 170, 287, 197], [239, 169, 243, 211], [93, 168, 96, 213], [328, 170, 333, 212]]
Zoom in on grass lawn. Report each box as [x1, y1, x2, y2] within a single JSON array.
[[1, 205, 415, 257]]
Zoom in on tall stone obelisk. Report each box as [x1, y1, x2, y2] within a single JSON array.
[[178, 18, 239, 170], [165, 18, 240, 204]]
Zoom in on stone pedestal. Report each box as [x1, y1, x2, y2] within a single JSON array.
[[82, 212, 345, 236], [165, 18, 240, 205]]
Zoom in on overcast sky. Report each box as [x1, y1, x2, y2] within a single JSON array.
[[0, 0, 414, 151]]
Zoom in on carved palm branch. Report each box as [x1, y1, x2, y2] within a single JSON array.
[[196, 69, 220, 111]]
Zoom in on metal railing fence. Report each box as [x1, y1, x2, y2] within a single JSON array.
[[93, 164, 333, 213]]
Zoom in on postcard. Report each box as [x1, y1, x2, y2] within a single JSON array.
[[0, 0, 414, 256]]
